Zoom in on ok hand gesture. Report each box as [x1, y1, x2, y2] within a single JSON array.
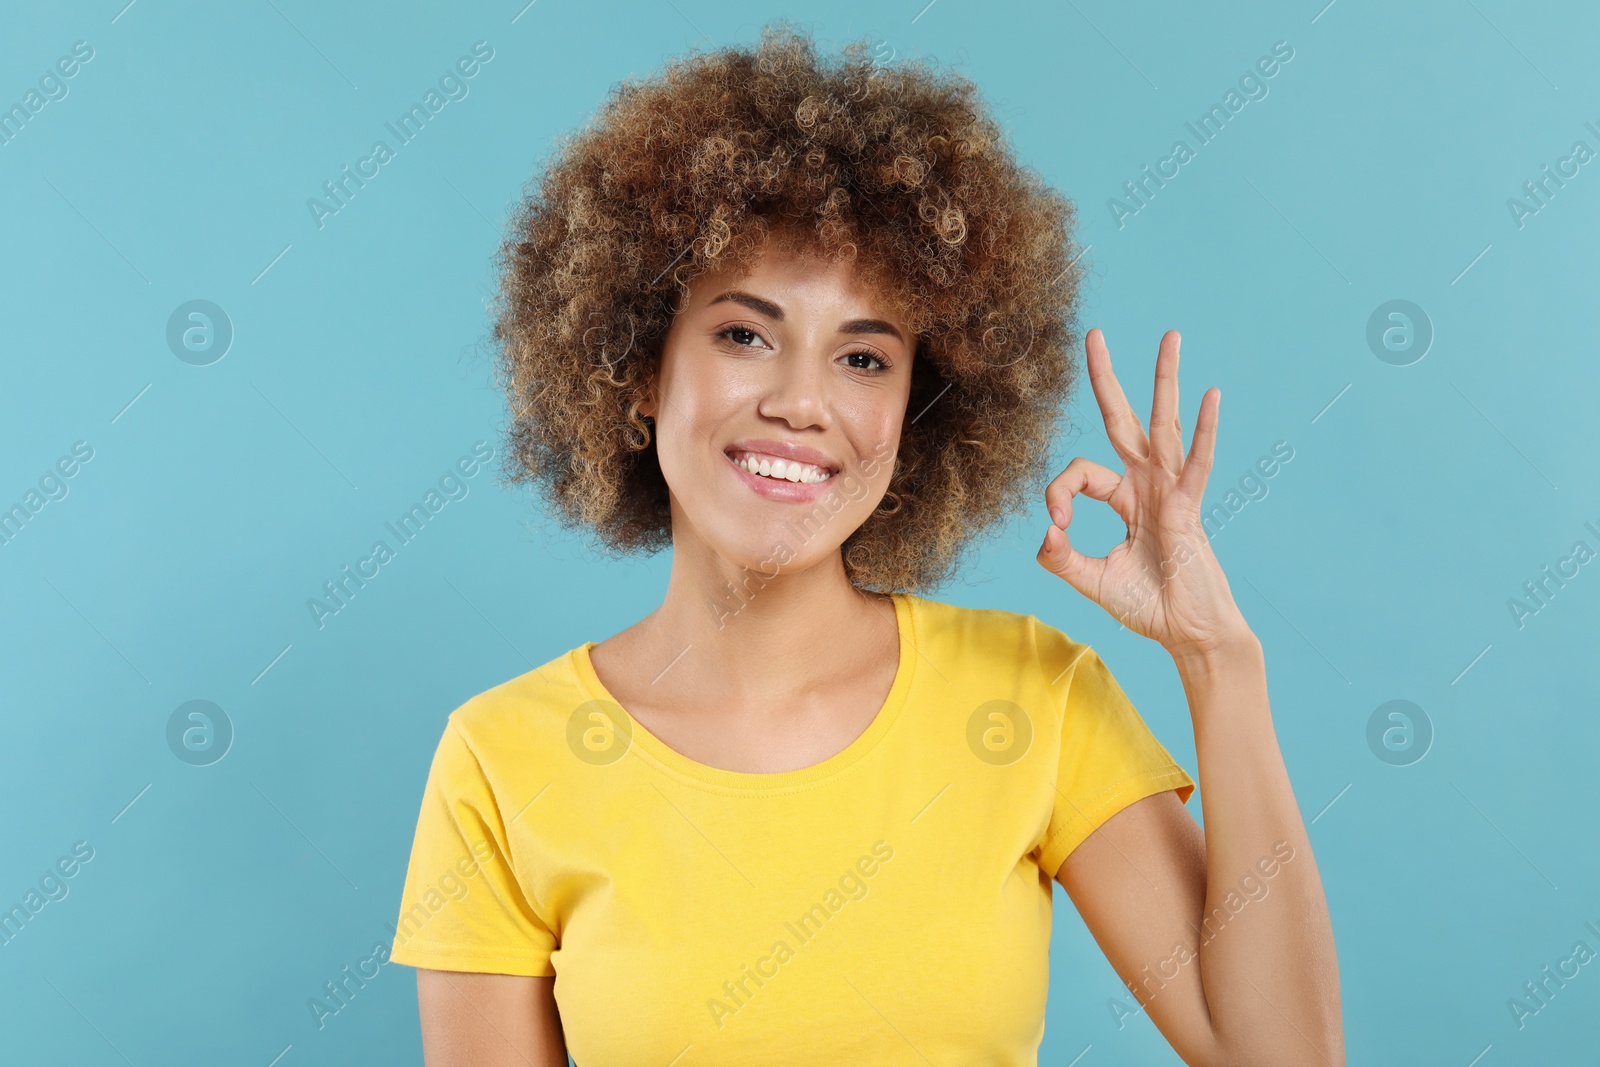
[[1035, 329, 1251, 661]]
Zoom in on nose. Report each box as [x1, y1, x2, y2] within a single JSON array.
[[756, 344, 832, 431]]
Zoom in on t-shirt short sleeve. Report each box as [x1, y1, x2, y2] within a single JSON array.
[[1033, 628, 1196, 879], [388, 717, 558, 976]]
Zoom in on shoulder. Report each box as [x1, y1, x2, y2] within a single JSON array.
[[428, 647, 592, 783], [906, 593, 1091, 688]]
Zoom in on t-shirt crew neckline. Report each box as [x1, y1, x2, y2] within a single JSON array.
[[570, 591, 917, 793]]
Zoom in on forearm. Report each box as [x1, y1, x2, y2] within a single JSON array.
[[1174, 633, 1344, 1067]]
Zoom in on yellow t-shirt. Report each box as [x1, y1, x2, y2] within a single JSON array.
[[388, 591, 1195, 1064]]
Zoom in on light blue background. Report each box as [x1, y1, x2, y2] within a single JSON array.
[[3, 0, 1596, 1063]]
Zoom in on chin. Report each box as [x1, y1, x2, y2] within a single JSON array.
[[667, 460, 866, 578], [714, 522, 805, 575], [705, 510, 843, 579]]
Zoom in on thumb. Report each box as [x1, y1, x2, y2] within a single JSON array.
[[1036, 523, 1098, 600]]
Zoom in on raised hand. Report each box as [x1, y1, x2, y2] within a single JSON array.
[[1035, 328, 1251, 660]]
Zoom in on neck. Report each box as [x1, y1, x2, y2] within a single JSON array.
[[639, 527, 892, 702]]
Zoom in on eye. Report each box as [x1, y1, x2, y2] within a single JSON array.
[[715, 324, 770, 349], [841, 349, 891, 372]]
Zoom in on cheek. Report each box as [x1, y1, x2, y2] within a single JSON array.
[[851, 414, 907, 485], [864, 452, 900, 504], [653, 381, 744, 483], [836, 385, 907, 440], [655, 423, 707, 499]]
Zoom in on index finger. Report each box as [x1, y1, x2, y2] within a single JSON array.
[[1085, 328, 1150, 463]]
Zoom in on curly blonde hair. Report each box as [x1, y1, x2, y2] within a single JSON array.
[[492, 20, 1086, 593]]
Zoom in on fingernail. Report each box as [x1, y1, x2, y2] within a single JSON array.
[[1041, 525, 1058, 553], [1050, 506, 1067, 528]]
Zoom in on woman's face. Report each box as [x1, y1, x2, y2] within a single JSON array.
[[642, 239, 916, 579]]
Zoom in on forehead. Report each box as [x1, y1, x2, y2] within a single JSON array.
[[688, 237, 911, 327]]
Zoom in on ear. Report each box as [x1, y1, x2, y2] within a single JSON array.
[[637, 341, 664, 418]]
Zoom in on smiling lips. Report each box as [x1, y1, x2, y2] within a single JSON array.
[[727, 449, 835, 484], [723, 443, 842, 501]]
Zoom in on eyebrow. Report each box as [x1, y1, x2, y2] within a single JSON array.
[[706, 289, 906, 345]]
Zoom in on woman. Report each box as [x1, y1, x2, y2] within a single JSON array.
[[389, 22, 1342, 1066]]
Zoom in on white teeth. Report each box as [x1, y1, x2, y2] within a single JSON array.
[[733, 452, 832, 484]]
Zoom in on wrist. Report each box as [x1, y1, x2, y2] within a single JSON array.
[[1167, 626, 1262, 677]]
